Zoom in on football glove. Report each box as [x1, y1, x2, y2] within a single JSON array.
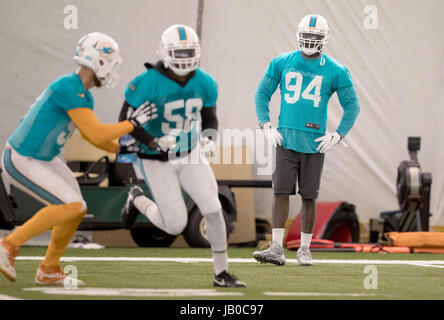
[[315, 131, 345, 153], [260, 122, 282, 147], [119, 138, 139, 154], [128, 101, 158, 128], [153, 135, 177, 152], [200, 136, 216, 160]]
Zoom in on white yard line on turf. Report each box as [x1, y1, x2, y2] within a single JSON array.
[[23, 287, 243, 297], [408, 263, 444, 269], [23, 287, 378, 298], [0, 294, 22, 300], [16, 256, 444, 266], [313, 259, 444, 266], [263, 292, 377, 297]]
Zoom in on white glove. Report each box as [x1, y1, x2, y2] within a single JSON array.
[[200, 137, 216, 159], [128, 101, 158, 128], [261, 122, 282, 147], [315, 131, 344, 153], [119, 137, 139, 154], [154, 135, 177, 152]]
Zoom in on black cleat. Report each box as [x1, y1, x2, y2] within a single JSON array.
[[121, 186, 144, 230], [213, 271, 246, 288]]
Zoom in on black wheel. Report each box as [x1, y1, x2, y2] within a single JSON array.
[[182, 207, 231, 248], [130, 226, 177, 247]]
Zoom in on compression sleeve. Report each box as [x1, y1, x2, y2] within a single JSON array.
[[201, 106, 218, 131], [67, 108, 134, 146], [80, 133, 120, 153]]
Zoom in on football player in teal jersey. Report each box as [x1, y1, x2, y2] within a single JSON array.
[[120, 24, 246, 288], [253, 15, 360, 266], [0, 32, 156, 284]]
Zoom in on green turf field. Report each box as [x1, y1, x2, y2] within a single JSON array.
[[1, 247, 444, 300]]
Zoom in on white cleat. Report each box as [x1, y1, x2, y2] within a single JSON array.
[[253, 241, 286, 266], [35, 263, 85, 286], [297, 246, 313, 266], [0, 238, 18, 281]]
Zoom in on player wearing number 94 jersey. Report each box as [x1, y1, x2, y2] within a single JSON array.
[[119, 24, 246, 288], [254, 14, 360, 267]]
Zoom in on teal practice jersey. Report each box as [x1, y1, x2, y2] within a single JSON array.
[[8, 73, 94, 161], [124, 63, 218, 155], [255, 50, 359, 153]]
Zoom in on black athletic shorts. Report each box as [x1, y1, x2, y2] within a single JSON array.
[[272, 145, 325, 199]]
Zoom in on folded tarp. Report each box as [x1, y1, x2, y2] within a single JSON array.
[[385, 232, 444, 248]]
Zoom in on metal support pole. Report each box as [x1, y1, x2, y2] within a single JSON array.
[[196, 0, 205, 41]]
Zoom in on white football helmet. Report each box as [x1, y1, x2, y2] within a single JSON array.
[[73, 32, 123, 88], [296, 14, 329, 56], [158, 24, 200, 76]]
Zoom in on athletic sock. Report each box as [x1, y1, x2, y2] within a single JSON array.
[[202, 209, 229, 275], [272, 228, 285, 247], [6, 202, 84, 247], [43, 211, 86, 267], [300, 232, 313, 248], [134, 196, 165, 230], [212, 250, 229, 276]]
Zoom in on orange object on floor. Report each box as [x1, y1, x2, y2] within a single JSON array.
[[337, 243, 411, 253], [412, 247, 444, 254], [385, 232, 444, 248]]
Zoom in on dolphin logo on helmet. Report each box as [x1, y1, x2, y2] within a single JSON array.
[[73, 32, 123, 88]]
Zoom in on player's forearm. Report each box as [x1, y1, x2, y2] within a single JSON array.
[[201, 106, 218, 133], [80, 121, 133, 145], [68, 108, 134, 146], [119, 100, 157, 150], [79, 131, 121, 153], [255, 75, 278, 124], [336, 86, 361, 136], [94, 140, 120, 153]]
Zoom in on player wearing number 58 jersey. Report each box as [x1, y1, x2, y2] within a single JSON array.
[[120, 24, 245, 288], [123, 49, 217, 159], [254, 15, 360, 266]]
